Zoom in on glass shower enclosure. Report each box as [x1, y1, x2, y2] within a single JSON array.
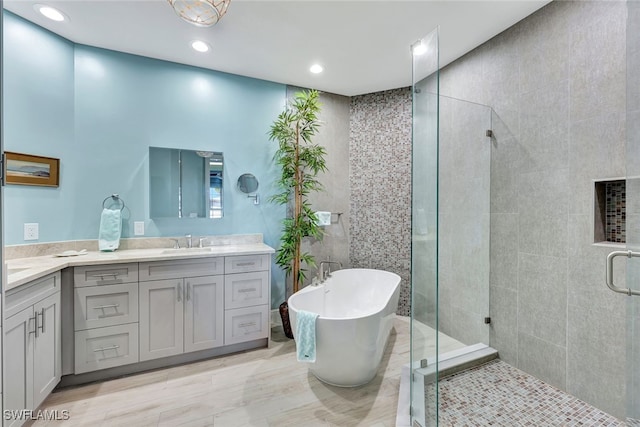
[[410, 27, 440, 427], [410, 27, 493, 427]]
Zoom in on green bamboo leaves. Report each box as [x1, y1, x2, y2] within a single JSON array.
[[268, 90, 328, 294]]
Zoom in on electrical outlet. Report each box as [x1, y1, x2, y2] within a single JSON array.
[[134, 221, 145, 236], [24, 223, 39, 241]]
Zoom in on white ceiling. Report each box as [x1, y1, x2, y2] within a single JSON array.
[[3, 0, 550, 96]]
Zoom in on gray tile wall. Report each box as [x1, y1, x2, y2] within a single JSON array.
[[437, 0, 628, 417], [346, 1, 631, 417], [305, 90, 352, 279], [349, 88, 412, 315], [626, 2, 640, 422], [284, 87, 351, 294], [437, 96, 492, 346]]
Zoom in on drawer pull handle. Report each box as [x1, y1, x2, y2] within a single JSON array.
[[235, 262, 254, 267], [89, 273, 120, 281], [93, 304, 120, 310], [93, 345, 120, 352], [98, 355, 124, 361], [238, 288, 257, 294], [98, 312, 125, 319], [238, 321, 257, 328]]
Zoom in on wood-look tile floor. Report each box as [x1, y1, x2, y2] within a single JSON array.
[[34, 316, 452, 427]]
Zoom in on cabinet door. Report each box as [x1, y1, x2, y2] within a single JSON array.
[[184, 275, 224, 353], [4, 307, 34, 427], [32, 292, 61, 408], [139, 279, 184, 361]]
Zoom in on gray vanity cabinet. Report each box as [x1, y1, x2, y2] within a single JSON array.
[[32, 293, 61, 408], [73, 264, 140, 374], [139, 279, 184, 361], [3, 273, 61, 427], [4, 308, 33, 427], [223, 255, 270, 346], [184, 275, 224, 353], [138, 258, 225, 362]]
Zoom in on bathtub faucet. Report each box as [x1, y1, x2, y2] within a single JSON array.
[[318, 261, 343, 283]]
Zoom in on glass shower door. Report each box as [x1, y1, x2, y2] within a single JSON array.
[[410, 27, 439, 427]]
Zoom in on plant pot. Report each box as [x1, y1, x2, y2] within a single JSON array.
[[279, 301, 294, 339]]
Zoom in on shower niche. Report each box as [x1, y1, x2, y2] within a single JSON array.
[[594, 178, 626, 244]]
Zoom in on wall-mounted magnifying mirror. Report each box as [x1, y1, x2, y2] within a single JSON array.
[[238, 173, 259, 204], [237, 173, 259, 193]]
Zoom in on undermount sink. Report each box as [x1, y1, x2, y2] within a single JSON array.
[[161, 247, 214, 254], [7, 267, 29, 275]]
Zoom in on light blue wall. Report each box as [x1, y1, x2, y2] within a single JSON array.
[[3, 12, 75, 243], [3, 12, 287, 306]]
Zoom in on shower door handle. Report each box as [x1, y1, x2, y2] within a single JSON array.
[[606, 250, 640, 296]]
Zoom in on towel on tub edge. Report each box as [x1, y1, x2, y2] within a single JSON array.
[[296, 310, 320, 363]]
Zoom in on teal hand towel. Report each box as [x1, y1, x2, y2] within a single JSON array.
[[296, 310, 319, 363], [98, 208, 122, 252]]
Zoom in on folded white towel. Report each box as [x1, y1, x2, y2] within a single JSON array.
[[315, 211, 331, 226]]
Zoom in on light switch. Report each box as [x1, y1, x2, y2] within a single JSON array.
[[134, 221, 145, 236]]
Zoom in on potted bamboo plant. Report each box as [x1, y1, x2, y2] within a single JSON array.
[[268, 89, 327, 339]]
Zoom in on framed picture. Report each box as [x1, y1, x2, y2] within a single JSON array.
[[5, 152, 60, 187]]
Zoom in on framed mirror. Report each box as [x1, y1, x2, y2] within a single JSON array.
[[149, 147, 224, 219]]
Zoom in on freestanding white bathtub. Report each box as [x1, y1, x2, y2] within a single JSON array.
[[288, 268, 401, 387]]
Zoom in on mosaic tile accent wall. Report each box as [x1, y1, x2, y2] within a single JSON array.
[[606, 181, 626, 243], [349, 88, 412, 315]]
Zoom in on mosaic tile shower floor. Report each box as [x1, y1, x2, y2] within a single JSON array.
[[430, 359, 629, 426]]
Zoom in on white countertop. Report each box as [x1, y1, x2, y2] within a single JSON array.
[[5, 243, 274, 292]]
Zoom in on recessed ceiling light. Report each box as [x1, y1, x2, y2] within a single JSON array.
[[412, 41, 427, 56], [34, 4, 66, 22], [191, 40, 210, 53], [310, 64, 324, 74]]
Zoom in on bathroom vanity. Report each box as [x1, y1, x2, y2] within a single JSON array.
[[4, 237, 273, 425]]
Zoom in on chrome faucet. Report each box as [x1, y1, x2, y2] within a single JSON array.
[[318, 260, 343, 283], [198, 237, 207, 248], [185, 234, 193, 248]]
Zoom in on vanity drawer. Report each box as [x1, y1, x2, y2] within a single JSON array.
[[74, 263, 138, 287], [224, 271, 269, 309], [224, 254, 270, 274], [224, 305, 269, 345], [6, 272, 60, 318], [139, 258, 224, 281], [74, 283, 139, 331], [74, 323, 139, 374]]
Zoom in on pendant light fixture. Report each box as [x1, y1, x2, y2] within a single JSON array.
[[167, 0, 231, 27]]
